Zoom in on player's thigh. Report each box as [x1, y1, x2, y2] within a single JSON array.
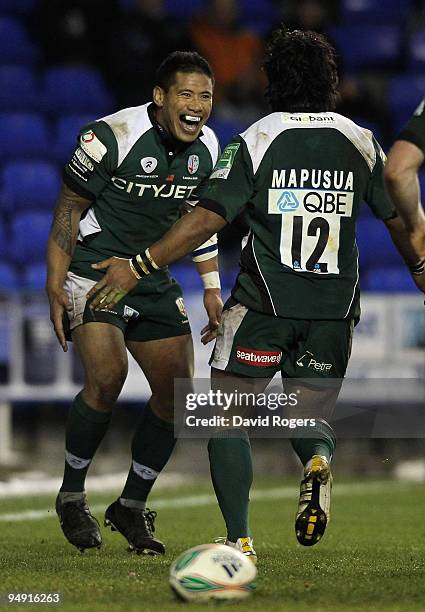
[[283, 319, 354, 420], [72, 322, 129, 398]]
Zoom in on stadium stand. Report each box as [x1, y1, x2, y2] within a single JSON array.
[[340, 0, 412, 22], [0, 16, 38, 64], [0, 65, 41, 112], [0, 0, 422, 296], [0, 161, 60, 212], [0, 112, 49, 162], [9, 211, 51, 265], [41, 66, 113, 115]]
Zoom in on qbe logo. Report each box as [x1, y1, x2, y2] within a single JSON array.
[[276, 190, 299, 212]]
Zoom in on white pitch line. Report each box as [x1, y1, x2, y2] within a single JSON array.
[[0, 481, 407, 523]]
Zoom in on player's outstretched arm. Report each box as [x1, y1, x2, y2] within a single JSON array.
[[46, 184, 92, 351], [88, 206, 226, 310], [385, 140, 425, 252]]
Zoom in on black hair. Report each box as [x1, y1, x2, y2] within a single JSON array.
[[155, 51, 215, 91], [263, 26, 339, 112]]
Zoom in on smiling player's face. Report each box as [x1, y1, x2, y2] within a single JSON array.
[[153, 71, 213, 144]]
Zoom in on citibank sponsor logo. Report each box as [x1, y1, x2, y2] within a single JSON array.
[[236, 347, 282, 367]]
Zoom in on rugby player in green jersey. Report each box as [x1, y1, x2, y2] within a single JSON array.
[[46, 52, 222, 554], [87, 28, 424, 560], [385, 100, 425, 290]]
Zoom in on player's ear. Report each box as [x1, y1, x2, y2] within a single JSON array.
[[153, 86, 165, 107]]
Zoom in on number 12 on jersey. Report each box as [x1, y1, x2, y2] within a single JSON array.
[[280, 212, 341, 274], [268, 188, 353, 274]]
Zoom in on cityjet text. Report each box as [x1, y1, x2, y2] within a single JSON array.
[[112, 177, 197, 198]]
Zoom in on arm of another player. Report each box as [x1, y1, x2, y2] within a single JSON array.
[[385, 215, 425, 294], [385, 139, 425, 258], [88, 207, 227, 309], [194, 255, 223, 345], [46, 185, 92, 351]]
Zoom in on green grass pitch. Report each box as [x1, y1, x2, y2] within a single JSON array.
[[1, 479, 425, 611]]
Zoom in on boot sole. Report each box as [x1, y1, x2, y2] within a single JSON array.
[[295, 478, 328, 546]]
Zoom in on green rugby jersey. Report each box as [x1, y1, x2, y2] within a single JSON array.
[[63, 103, 219, 282], [398, 97, 425, 152], [199, 112, 395, 320]]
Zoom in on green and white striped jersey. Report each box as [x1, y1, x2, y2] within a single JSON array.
[[199, 112, 395, 320], [63, 103, 219, 282]]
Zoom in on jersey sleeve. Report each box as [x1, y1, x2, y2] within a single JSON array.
[[397, 97, 425, 153], [62, 120, 118, 200], [364, 137, 397, 220], [197, 137, 254, 223]]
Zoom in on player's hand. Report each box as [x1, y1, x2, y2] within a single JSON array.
[[47, 287, 72, 352], [201, 288, 223, 344], [87, 257, 138, 310]]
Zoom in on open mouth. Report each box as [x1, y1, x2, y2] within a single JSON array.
[[179, 114, 202, 134]]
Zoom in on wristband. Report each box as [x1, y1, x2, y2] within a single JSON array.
[[201, 271, 221, 289], [129, 259, 142, 280], [131, 248, 163, 277], [409, 258, 425, 276]]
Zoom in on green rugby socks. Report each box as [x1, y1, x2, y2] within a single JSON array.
[[291, 418, 336, 465], [208, 431, 253, 542], [121, 403, 177, 502], [60, 392, 111, 493]]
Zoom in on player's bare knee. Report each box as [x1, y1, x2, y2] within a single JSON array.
[[84, 364, 127, 409]]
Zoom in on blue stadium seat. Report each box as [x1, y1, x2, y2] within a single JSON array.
[[0, 0, 38, 14], [0, 65, 40, 112], [362, 265, 417, 292], [387, 75, 425, 138], [0, 112, 49, 161], [341, 0, 412, 22], [239, 0, 276, 34], [165, 0, 206, 18], [330, 25, 402, 70], [356, 218, 403, 270], [54, 114, 94, 163], [408, 30, 425, 72], [0, 262, 18, 290], [9, 211, 51, 265], [170, 261, 203, 291], [0, 216, 6, 259], [41, 67, 114, 115], [387, 75, 425, 121], [0, 161, 60, 212], [207, 116, 245, 149], [23, 263, 46, 290], [0, 17, 39, 64]]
